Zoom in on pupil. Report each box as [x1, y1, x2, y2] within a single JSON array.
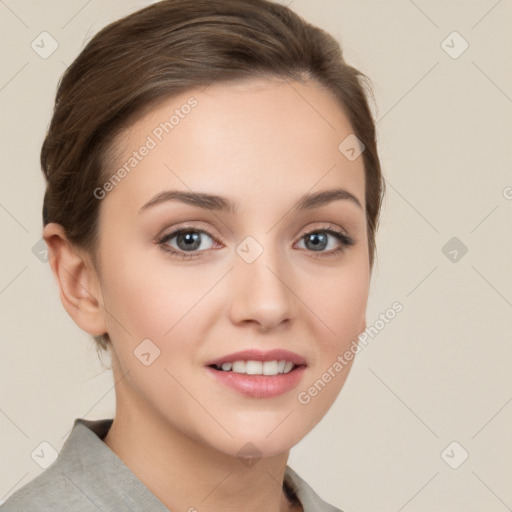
[[178, 232, 200, 251], [307, 233, 326, 251]]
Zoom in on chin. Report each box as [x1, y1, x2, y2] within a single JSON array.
[[198, 420, 308, 460]]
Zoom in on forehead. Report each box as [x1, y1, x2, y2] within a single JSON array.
[[102, 77, 365, 212]]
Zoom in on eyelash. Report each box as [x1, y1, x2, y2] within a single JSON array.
[[156, 224, 355, 260]]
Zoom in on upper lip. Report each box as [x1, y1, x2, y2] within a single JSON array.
[[205, 349, 307, 367]]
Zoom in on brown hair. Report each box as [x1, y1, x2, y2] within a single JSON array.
[[41, 0, 385, 354]]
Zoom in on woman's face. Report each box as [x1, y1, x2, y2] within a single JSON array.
[[93, 77, 369, 457]]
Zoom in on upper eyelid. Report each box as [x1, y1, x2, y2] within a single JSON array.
[[161, 222, 347, 235]]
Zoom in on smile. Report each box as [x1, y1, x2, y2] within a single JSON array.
[[209, 359, 300, 375]]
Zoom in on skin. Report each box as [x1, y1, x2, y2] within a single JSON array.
[[43, 77, 370, 512]]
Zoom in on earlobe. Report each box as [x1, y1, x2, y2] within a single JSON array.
[[43, 223, 107, 336]]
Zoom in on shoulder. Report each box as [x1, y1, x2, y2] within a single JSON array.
[[1, 417, 170, 512], [0, 464, 97, 512], [0, 418, 114, 512]]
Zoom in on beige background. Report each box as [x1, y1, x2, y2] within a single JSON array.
[[1, 1, 511, 510]]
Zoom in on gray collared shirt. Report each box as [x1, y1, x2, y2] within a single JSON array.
[[1, 418, 344, 511]]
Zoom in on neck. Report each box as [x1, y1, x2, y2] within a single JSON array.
[[103, 382, 301, 512]]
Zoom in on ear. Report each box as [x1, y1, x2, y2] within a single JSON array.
[[43, 223, 107, 336]]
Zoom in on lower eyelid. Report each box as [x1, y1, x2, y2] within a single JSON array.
[[158, 227, 353, 257]]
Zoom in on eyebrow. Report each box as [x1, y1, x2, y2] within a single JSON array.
[[139, 187, 363, 214]]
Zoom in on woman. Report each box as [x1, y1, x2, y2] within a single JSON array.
[[1, 0, 384, 510]]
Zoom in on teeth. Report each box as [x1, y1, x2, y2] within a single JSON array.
[[246, 361, 262, 374], [283, 361, 294, 373], [232, 361, 246, 373], [215, 359, 297, 375], [262, 360, 279, 375]]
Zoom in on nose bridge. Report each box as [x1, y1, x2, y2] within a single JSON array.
[[229, 233, 296, 329]]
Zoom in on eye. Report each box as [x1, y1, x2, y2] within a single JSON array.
[[157, 228, 217, 260], [156, 224, 355, 261], [296, 225, 354, 257]]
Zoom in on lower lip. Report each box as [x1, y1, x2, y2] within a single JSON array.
[[205, 366, 307, 398]]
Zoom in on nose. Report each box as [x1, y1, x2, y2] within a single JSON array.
[[228, 242, 298, 332]]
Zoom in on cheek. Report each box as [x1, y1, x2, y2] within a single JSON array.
[[102, 240, 369, 358], [296, 265, 367, 423], [309, 261, 369, 338], [316, 277, 367, 323], [302, 261, 368, 413], [101, 246, 219, 340]]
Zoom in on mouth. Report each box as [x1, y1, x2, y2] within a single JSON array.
[[204, 348, 308, 398], [208, 360, 305, 376], [204, 350, 308, 398]]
